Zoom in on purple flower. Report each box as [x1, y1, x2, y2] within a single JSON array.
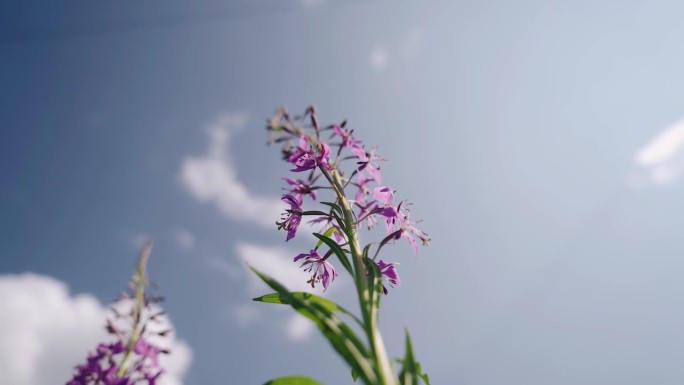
[[289, 136, 333, 172], [283, 177, 317, 201], [354, 174, 373, 205], [397, 207, 431, 254], [352, 145, 383, 183], [294, 249, 338, 291], [289, 136, 316, 172], [67, 341, 132, 385], [134, 338, 163, 367], [333, 125, 362, 149], [376, 260, 400, 295], [357, 200, 380, 230], [277, 194, 303, 241], [373, 186, 402, 234]]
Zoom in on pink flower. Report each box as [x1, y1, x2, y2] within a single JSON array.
[[289, 136, 333, 172], [294, 249, 338, 291], [352, 145, 383, 183], [376, 260, 400, 295], [277, 194, 303, 241], [283, 178, 318, 201]]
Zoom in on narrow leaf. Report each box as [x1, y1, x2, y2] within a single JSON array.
[[398, 329, 430, 385], [313, 233, 353, 275], [263, 376, 324, 385], [250, 266, 377, 384], [315, 226, 340, 250], [320, 201, 343, 216], [253, 292, 361, 325], [351, 368, 359, 382]]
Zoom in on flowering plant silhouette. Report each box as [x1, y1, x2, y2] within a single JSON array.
[[66, 241, 172, 385], [252, 106, 431, 385]]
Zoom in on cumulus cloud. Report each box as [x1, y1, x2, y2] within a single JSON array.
[[235, 242, 315, 294], [178, 113, 284, 229], [0, 273, 192, 385], [630, 118, 684, 187], [232, 304, 260, 327], [225, 242, 322, 341], [206, 256, 242, 281]]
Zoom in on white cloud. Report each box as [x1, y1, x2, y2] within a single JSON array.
[[235, 242, 316, 295], [233, 242, 317, 341], [370, 46, 389, 72], [286, 314, 314, 341], [206, 256, 242, 280], [233, 304, 260, 327], [175, 228, 195, 249], [0, 273, 192, 385], [178, 113, 284, 229], [631, 118, 684, 186]]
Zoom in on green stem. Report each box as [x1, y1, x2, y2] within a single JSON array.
[[321, 168, 397, 385], [116, 240, 152, 378]]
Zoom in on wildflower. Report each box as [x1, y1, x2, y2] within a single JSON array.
[[277, 194, 303, 241], [373, 186, 402, 234], [283, 177, 318, 201], [333, 125, 362, 149], [294, 249, 338, 291], [354, 174, 373, 205], [397, 207, 431, 254], [357, 200, 380, 230], [289, 136, 333, 172], [376, 260, 400, 295], [352, 145, 383, 183], [288, 136, 316, 172]]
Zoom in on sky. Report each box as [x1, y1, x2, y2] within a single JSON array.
[[2, 0, 684, 384]]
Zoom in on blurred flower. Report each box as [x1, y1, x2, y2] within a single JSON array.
[[277, 194, 303, 241], [294, 249, 338, 291]]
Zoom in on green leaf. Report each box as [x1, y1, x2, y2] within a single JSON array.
[[320, 201, 343, 216], [250, 266, 377, 385], [364, 258, 383, 319], [351, 368, 359, 382], [315, 226, 341, 250], [263, 376, 324, 385], [313, 233, 353, 275], [398, 329, 430, 385], [253, 292, 362, 325], [319, 201, 346, 229]]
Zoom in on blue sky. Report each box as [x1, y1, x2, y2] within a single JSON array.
[[3, 1, 684, 384]]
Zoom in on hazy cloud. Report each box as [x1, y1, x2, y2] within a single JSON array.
[[630, 118, 684, 187], [401, 26, 426, 66], [206, 256, 242, 280], [178, 113, 284, 228], [233, 304, 260, 327], [370, 46, 389, 71], [233, 242, 316, 341], [0, 273, 192, 385], [131, 233, 152, 250], [301, 0, 324, 6], [174, 228, 196, 249]]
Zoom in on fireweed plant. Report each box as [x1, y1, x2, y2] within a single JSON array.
[[251, 107, 431, 385], [66, 241, 172, 385]]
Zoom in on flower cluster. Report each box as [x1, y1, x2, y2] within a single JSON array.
[[67, 336, 165, 385], [268, 107, 430, 293], [67, 242, 170, 385]]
